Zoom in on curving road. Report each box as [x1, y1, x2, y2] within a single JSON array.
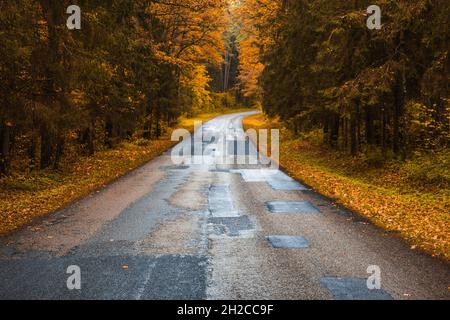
[[0, 111, 448, 300]]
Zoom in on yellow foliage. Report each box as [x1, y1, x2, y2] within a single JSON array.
[[149, 0, 228, 67], [181, 65, 213, 113], [232, 0, 281, 99]]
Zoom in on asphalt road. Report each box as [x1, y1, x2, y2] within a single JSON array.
[[0, 112, 448, 300]]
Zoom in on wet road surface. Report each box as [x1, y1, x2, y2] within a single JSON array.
[[0, 112, 449, 300]]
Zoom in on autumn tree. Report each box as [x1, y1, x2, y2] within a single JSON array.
[[0, 0, 234, 176], [242, 0, 450, 159]]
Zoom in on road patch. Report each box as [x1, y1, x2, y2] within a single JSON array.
[[320, 277, 393, 300], [208, 216, 254, 237], [266, 236, 310, 248], [266, 201, 320, 214], [208, 184, 239, 217], [232, 169, 308, 191]]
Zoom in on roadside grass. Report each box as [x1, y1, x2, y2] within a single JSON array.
[[0, 108, 250, 235], [243, 113, 450, 261]]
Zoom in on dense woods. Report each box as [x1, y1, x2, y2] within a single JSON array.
[[1, 0, 449, 176], [0, 0, 239, 176], [237, 0, 449, 160], [0, 0, 448, 257]]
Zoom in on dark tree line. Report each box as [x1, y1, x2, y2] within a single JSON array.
[[259, 0, 449, 159], [0, 0, 231, 175]]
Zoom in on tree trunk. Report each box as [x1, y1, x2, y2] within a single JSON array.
[[87, 115, 96, 155], [105, 119, 114, 148], [53, 135, 65, 169], [0, 124, 11, 175], [343, 118, 348, 151], [155, 105, 161, 138], [350, 113, 358, 156], [40, 124, 54, 169], [28, 129, 38, 172], [143, 102, 153, 140], [381, 104, 387, 160], [143, 116, 153, 140], [365, 107, 375, 144], [356, 103, 361, 148], [393, 76, 405, 156], [329, 113, 340, 148], [323, 117, 329, 144]]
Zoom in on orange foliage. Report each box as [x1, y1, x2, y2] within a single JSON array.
[[232, 0, 281, 99]]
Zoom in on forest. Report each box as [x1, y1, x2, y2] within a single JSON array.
[[1, 0, 449, 177], [0, 0, 449, 258], [237, 0, 449, 160], [237, 0, 449, 259], [0, 0, 241, 176]]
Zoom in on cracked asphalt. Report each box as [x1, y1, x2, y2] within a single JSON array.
[[0, 111, 449, 300]]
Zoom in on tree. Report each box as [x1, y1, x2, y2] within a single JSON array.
[[242, 0, 449, 159], [0, 0, 235, 176]]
